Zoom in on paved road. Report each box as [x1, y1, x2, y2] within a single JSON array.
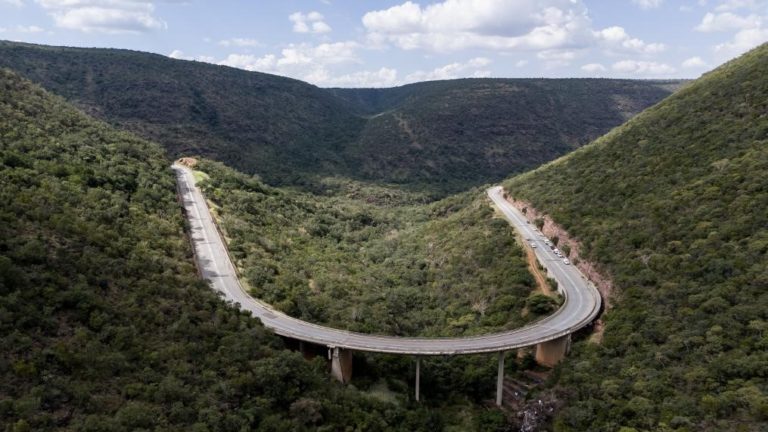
[[174, 164, 601, 355]]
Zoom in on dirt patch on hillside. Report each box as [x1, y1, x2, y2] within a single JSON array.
[[177, 157, 198, 168], [394, 113, 422, 149], [521, 237, 552, 297], [504, 194, 614, 310]]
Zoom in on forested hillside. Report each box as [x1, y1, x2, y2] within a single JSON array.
[[0, 69, 440, 431], [332, 79, 681, 191], [504, 43, 768, 431], [0, 41, 677, 195], [0, 41, 364, 187], [194, 159, 540, 337]]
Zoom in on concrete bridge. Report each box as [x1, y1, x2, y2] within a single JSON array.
[[174, 164, 602, 405]]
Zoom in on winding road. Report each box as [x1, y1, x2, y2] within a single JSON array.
[[174, 164, 601, 355]]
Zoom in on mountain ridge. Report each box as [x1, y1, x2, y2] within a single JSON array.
[[0, 40, 679, 195]]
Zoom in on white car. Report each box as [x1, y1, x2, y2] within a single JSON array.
[[563, 258, 570, 265], [530, 242, 537, 248]]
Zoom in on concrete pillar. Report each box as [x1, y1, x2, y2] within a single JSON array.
[[415, 357, 421, 402], [535, 334, 571, 367], [329, 347, 353, 383], [496, 351, 505, 406]]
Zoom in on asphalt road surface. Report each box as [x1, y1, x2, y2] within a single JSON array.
[[174, 164, 601, 355]]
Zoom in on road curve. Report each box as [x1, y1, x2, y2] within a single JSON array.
[[174, 164, 601, 355]]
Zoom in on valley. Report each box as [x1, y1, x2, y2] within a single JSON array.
[[174, 162, 600, 354], [0, 41, 679, 196], [0, 28, 766, 432]]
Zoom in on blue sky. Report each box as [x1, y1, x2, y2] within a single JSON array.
[[1, 0, 767, 87]]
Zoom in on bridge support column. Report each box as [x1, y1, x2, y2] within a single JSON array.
[[535, 335, 571, 367], [496, 351, 505, 406], [415, 357, 421, 402], [329, 347, 353, 384]]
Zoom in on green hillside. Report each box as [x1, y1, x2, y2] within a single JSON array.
[[333, 79, 681, 191], [0, 41, 364, 187], [0, 41, 677, 195], [0, 69, 442, 431], [193, 159, 539, 337], [504, 44, 768, 431]]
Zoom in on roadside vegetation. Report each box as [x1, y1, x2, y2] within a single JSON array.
[[195, 159, 540, 337], [505, 43, 768, 431]]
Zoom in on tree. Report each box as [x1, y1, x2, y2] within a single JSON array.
[[527, 294, 557, 315]]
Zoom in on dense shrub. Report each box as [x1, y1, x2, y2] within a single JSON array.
[[506, 43, 768, 431]]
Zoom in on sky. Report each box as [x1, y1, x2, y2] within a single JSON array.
[[1, 0, 767, 87]]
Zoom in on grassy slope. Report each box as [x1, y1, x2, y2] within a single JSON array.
[[0, 69, 442, 431], [0, 41, 676, 195], [504, 44, 768, 431], [196, 159, 538, 337]]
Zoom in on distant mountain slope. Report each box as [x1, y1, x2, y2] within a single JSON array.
[[504, 44, 768, 431], [335, 78, 680, 190], [0, 41, 365, 186], [0, 69, 435, 431], [0, 41, 677, 194]]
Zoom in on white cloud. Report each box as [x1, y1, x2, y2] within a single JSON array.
[[581, 62, 606, 72], [537, 49, 578, 68], [35, 0, 166, 34], [537, 49, 576, 60], [277, 41, 358, 66], [515, 59, 529, 67], [714, 26, 768, 54], [219, 53, 277, 70], [612, 59, 676, 75], [17, 25, 44, 32], [594, 26, 666, 54], [168, 50, 215, 63], [289, 11, 332, 34], [695, 1, 768, 58], [682, 56, 707, 67], [404, 57, 493, 82], [362, 0, 594, 52], [216, 41, 361, 86], [219, 38, 260, 48], [632, 0, 664, 9], [321, 67, 399, 87], [218, 49, 398, 88], [1, 0, 23, 7], [714, 0, 761, 11], [218, 53, 272, 70], [0, 24, 44, 33], [695, 12, 762, 31], [219, 42, 359, 71], [361, 0, 667, 62]]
